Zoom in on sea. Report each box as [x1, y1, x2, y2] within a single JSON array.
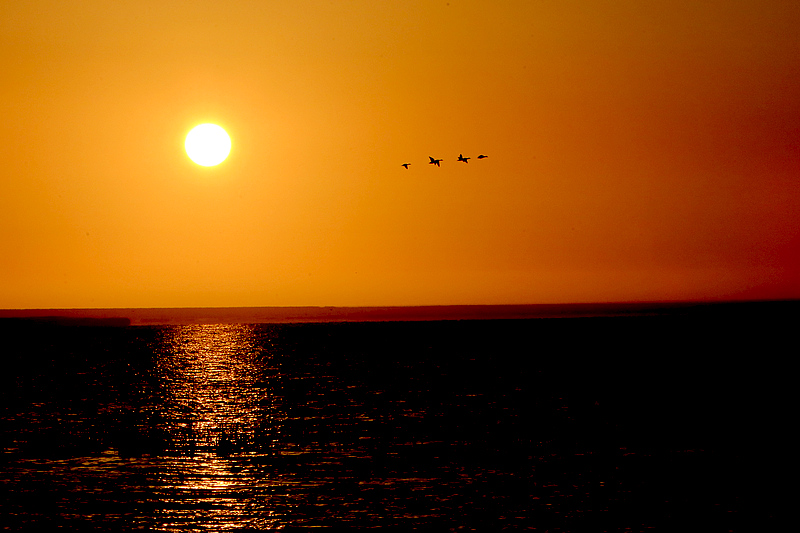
[[0, 302, 790, 531]]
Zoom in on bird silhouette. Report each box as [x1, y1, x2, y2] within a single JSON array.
[[457, 154, 470, 163], [401, 163, 410, 169], [429, 156, 443, 167], [477, 154, 488, 159]]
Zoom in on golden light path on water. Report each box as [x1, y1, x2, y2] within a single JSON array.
[[151, 324, 285, 531]]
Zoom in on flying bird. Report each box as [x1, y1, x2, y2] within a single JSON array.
[[401, 163, 410, 169], [428, 156, 443, 167], [457, 154, 470, 163], [477, 154, 488, 159]]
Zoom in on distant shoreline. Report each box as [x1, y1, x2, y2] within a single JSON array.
[[0, 300, 796, 326]]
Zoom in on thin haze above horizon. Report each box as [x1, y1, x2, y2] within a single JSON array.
[[2, 0, 799, 309]]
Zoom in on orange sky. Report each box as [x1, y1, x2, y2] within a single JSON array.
[[2, 0, 799, 309]]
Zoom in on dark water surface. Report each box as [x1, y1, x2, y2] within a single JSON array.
[[0, 314, 787, 530]]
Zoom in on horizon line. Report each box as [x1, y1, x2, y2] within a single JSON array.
[[1, 300, 796, 326]]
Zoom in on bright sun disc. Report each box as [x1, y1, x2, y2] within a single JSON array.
[[185, 124, 231, 166]]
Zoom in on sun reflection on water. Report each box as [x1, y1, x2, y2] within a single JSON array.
[[151, 324, 285, 531]]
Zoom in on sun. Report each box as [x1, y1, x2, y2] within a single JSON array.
[[185, 124, 232, 166]]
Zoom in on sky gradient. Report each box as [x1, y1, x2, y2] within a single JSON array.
[[2, 0, 799, 309]]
